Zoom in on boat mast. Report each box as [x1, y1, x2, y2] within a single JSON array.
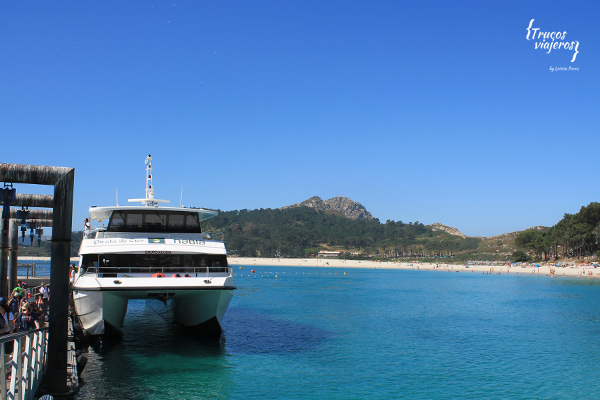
[[145, 154, 155, 203], [128, 154, 170, 207]]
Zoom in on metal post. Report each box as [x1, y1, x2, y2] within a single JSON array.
[[46, 168, 74, 396], [8, 219, 18, 293]]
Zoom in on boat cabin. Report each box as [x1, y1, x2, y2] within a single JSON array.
[[89, 206, 219, 234], [80, 253, 229, 277]]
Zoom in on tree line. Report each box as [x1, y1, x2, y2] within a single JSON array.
[[515, 202, 600, 260], [205, 207, 479, 259], [16, 208, 482, 260]]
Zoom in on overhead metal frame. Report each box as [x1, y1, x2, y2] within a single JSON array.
[[0, 162, 74, 397]]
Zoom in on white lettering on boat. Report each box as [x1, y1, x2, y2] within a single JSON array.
[[93, 238, 147, 245], [173, 239, 205, 245]]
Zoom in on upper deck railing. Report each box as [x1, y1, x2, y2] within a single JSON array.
[[82, 265, 233, 278], [83, 228, 221, 241]]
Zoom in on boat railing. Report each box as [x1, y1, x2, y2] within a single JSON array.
[[84, 227, 105, 239], [85, 230, 219, 241], [85, 265, 233, 278], [0, 327, 49, 400]]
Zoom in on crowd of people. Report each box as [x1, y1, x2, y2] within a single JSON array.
[[0, 280, 49, 336]]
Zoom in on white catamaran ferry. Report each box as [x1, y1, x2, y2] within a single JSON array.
[[73, 155, 235, 337]]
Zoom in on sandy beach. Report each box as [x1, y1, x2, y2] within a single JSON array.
[[16, 256, 599, 279], [229, 257, 600, 279]]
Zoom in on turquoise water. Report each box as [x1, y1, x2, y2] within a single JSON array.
[[78, 267, 600, 399]]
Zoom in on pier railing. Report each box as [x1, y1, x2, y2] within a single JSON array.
[[0, 328, 49, 400]]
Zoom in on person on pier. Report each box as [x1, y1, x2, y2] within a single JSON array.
[[39, 282, 49, 310], [0, 298, 15, 334], [12, 281, 24, 298], [8, 293, 19, 316], [0, 298, 15, 362], [36, 295, 47, 321], [15, 302, 41, 332]]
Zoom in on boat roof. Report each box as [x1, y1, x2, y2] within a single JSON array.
[[89, 206, 218, 221]]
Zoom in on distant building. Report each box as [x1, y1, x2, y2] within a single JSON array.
[[318, 250, 343, 258]]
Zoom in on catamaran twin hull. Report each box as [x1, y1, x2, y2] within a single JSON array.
[[74, 155, 236, 338], [73, 277, 235, 337]]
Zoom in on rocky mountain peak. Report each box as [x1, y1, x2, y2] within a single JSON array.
[[428, 223, 467, 238], [283, 196, 374, 220], [299, 196, 326, 208]]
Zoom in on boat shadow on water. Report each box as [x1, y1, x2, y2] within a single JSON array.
[[145, 300, 332, 355], [222, 306, 332, 355], [86, 327, 226, 356], [84, 303, 331, 358], [78, 304, 332, 397]]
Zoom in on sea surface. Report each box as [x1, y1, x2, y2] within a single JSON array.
[[17, 259, 51, 278], [78, 267, 600, 399]]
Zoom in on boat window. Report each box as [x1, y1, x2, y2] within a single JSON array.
[[81, 253, 228, 274], [107, 210, 203, 233], [126, 213, 143, 230], [145, 212, 166, 230], [185, 214, 200, 230], [110, 212, 126, 229], [169, 214, 184, 229], [81, 254, 99, 273]]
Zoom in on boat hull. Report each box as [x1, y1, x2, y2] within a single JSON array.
[[73, 278, 235, 337]]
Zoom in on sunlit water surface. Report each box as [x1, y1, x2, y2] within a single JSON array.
[[78, 267, 600, 399]]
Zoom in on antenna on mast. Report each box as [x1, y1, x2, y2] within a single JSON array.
[[116, 188, 119, 206], [128, 154, 170, 207], [180, 186, 184, 208], [145, 154, 154, 201]]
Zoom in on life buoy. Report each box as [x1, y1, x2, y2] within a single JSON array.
[[152, 273, 165, 278], [171, 273, 181, 278]]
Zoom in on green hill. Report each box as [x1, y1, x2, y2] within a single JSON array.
[[17, 201, 600, 263], [204, 206, 481, 260], [514, 202, 600, 261]]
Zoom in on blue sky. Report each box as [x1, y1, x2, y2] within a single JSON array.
[[1, 1, 598, 237]]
